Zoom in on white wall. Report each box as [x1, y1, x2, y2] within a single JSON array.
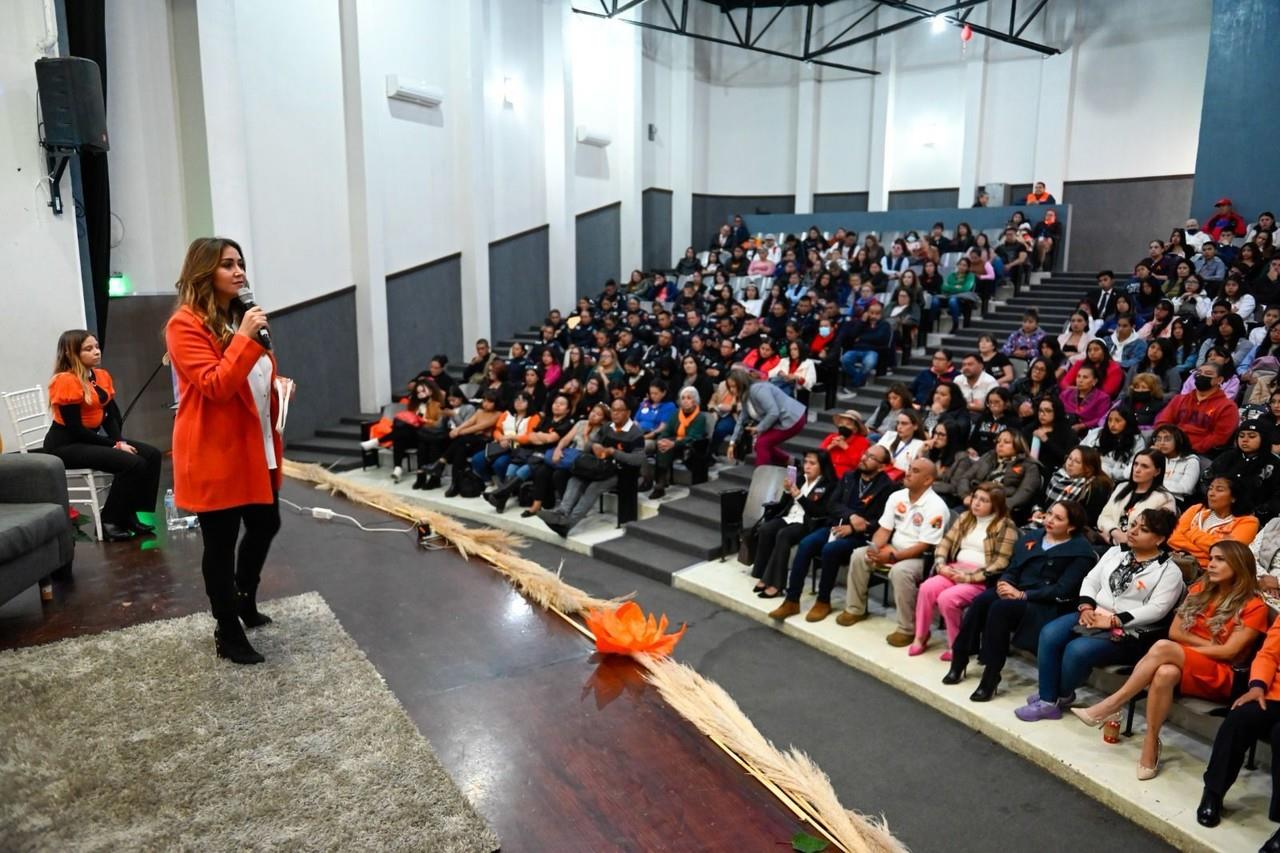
[[885, 66, 965, 191], [699, 83, 797, 195], [229, 0, 353, 309], [977, 58, 1040, 184], [104, 0, 187, 295], [0, 2, 86, 450], [489, 0, 548, 237], [814, 76, 873, 194]]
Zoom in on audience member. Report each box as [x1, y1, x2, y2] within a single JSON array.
[[752, 449, 838, 598], [1095, 450, 1178, 546], [725, 368, 808, 467], [1153, 362, 1240, 454], [821, 410, 871, 478]]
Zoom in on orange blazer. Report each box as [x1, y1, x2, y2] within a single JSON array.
[[49, 368, 116, 428], [166, 307, 282, 512]]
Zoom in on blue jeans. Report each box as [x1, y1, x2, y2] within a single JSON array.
[[713, 413, 736, 448], [784, 528, 863, 603], [947, 295, 964, 326], [1036, 612, 1139, 702], [471, 450, 512, 479], [770, 377, 796, 398], [840, 348, 878, 387]]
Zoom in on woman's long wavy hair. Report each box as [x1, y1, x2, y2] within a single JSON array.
[[175, 237, 245, 346], [1179, 540, 1259, 640], [50, 329, 95, 405], [948, 482, 1009, 544]]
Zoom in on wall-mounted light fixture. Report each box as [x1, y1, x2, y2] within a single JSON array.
[[385, 74, 443, 108], [575, 125, 612, 147]]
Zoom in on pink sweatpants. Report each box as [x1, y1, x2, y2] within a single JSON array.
[[914, 574, 985, 648]]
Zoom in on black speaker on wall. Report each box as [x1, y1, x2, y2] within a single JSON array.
[[35, 57, 109, 152]]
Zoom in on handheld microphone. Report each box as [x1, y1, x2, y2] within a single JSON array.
[[235, 285, 272, 350]]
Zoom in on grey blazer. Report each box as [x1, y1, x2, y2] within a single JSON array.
[[730, 381, 807, 444]]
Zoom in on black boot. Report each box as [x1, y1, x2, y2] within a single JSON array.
[[484, 477, 520, 513], [969, 667, 1001, 702], [942, 655, 969, 685], [238, 590, 273, 629], [649, 469, 669, 500], [215, 619, 265, 665], [1196, 789, 1222, 827], [412, 470, 428, 490], [444, 464, 463, 498], [423, 462, 444, 490]]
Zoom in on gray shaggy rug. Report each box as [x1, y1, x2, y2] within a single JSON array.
[[0, 592, 499, 852]]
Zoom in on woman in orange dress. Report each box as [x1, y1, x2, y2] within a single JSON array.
[[166, 237, 289, 666], [43, 330, 162, 541], [1072, 541, 1269, 781]]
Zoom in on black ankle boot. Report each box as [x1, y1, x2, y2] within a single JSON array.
[[215, 619, 264, 665], [484, 477, 520, 513], [444, 466, 463, 498], [1196, 789, 1222, 827], [238, 591, 272, 629], [969, 667, 1001, 702], [412, 470, 428, 490], [942, 656, 969, 685]]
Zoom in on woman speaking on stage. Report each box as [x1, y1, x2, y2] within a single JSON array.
[[166, 237, 287, 665]]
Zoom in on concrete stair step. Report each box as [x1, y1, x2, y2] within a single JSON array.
[[624, 515, 724, 560], [658, 494, 723, 531], [591, 535, 705, 584], [314, 423, 362, 441], [286, 438, 364, 457]]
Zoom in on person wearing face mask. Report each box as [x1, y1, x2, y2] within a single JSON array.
[[1017, 508, 1183, 723], [820, 410, 871, 478], [1153, 362, 1241, 454], [1202, 417, 1280, 523]]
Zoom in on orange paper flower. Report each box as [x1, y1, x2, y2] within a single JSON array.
[[584, 601, 687, 658]]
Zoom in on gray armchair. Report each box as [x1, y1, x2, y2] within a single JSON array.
[[0, 453, 75, 606]]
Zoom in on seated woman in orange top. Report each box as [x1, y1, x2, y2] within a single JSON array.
[[1168, 477, 1260, 570], [1073, 541, 1268, 782], [43, 330, 162, 541]]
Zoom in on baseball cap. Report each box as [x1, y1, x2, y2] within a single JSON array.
[[1215, 197, 1233, 207]]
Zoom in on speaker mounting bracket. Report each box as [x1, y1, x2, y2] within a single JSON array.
[[44, 149, 74, 216]]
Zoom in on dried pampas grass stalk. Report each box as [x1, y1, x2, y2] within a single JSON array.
[[639, 655, 905, 853], [283, 459, 904, 853], [283, 460, 624, 613]]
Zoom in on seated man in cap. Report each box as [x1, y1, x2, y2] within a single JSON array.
[[1206, 197, 1247, 243], [837, 457, 949, 647]]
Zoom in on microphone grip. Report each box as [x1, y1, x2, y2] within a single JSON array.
[[257, 327, 272, 350]]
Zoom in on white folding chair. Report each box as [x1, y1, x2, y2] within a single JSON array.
[[2, 385, 111, 541]]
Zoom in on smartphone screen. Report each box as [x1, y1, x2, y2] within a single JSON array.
[[785, 464, 797, 486]]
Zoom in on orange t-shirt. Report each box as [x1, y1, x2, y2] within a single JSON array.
[[49, 369, 115, 428]]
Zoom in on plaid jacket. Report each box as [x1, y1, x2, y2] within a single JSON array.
[[935, 514, 1019, 583]]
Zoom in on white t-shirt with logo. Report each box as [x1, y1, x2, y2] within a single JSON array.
[[878, 487, 949, 549]]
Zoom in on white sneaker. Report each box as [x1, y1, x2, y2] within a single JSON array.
[[392, 465, 403, 483], [359, 437, 380, 451]]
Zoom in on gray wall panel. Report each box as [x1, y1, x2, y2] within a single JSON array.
[[105, 294, 175, 452], [691, 194, 795, 248], [814, 192, 869, 213], [576, 203, 622, 297], [887, 188, 959, 210], [489, 225, 550, 340], [386, 254, 464, 391], [1192, 0, 1280, 218], [642, 188, 673, 270], [1063, 177, 1194, 274], [271, 286, 361, 439]]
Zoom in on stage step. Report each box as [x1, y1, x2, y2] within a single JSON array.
[[656, 494, 723, 531], [314, 423, 362, 441], [591, 536, 705, 584], [624, 516, 724, 560]]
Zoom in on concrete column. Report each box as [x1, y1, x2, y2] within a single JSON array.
[[793, 66, 819, 215], [450, 0, 492, 348], [337, 0, 390, 411], [668, 36, 695, 253], [543, 0, 576, 311], [1031, 50, 1077, 204], [866, 24, 896, 212], [958, 11, 990, 209], [193, 0, 255, 266], [616, 25, 644, 275]]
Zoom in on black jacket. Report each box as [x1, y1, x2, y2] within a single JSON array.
[[766, 477, 837, 533], [827, 470, 894, 529], [1204, 449, 1280, 522], [1001, 530, 1096, 651]]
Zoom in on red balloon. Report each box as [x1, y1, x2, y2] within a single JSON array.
[[961, 23, 973, 41]]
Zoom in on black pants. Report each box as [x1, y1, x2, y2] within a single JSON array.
[[195, 495, 281, 623], [418, 431, 452, 467], [752, 517, 808, 589], [530, 463, 567, 508], [954, 587, 1028, 674], [390, 422, 445, 469], [1204, 701, 1280, 821], [43, 429, 162, 524]]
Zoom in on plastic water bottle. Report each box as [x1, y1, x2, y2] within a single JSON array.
[[164, 489, 182, 531]]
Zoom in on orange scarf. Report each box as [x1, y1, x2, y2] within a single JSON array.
[[676, 406, 701, 439]]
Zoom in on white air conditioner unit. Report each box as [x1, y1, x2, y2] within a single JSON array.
[[575, 125, 612, 147], [385, 74, 443, 108]]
